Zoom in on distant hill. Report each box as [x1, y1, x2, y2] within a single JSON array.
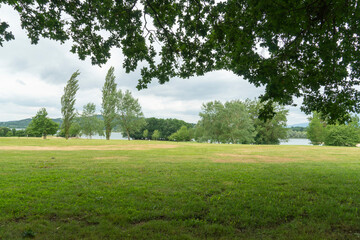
[[288, 123, 308, 128], [0, 118, 62, 129]]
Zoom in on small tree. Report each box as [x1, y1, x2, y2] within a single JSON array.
[[198, 100, 255, 143], [101, 67, 117, 140], [245, 99, 288, 144], [0, 127, 11, 137], [152, 130, 160, 140], [57, 121, 81, 138], [26, 108, 59, 139], [79, 103, 104, 139], [143, 129, 149, 140], [307, 112, 326, 145], [324, 125, 359, 147], [61, 70, 80, 140], [324, 116, 360, 147], [169, 126, 192, 141], [116, 89, 146, 140]]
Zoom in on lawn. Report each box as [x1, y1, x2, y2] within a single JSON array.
[[0, 138, 360, 239]]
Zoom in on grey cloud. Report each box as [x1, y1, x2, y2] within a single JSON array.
[[16, 79, 25, 85], [0, 95, 60, 109], [0, 5, 308, 124]]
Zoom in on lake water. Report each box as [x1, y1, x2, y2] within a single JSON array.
[[84, 132, 128, 140], [280, 138, 311, 145]]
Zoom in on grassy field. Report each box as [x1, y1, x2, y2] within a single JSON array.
[[0, 138, 360, 239]]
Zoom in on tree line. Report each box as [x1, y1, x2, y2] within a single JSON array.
[[307, 112, 360, 147], [0, 127, 26, 137], [19, 66, 291, 145], [24, 67, 146, 140], [193, 99, 288, 144], [287, 127, 307, 139]]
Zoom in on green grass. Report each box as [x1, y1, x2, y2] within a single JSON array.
[[0, 138, 360, 239]]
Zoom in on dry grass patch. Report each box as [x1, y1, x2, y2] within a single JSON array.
[[213, 153, 295, 163], [0, 144, 178, 151]]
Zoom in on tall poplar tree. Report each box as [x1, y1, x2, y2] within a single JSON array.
[[61, 70, 80, 140], [101, 67, 117, 140]]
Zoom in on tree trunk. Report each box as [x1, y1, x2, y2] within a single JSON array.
[[65, 127, 69, 140], [106, 126, 110, 140], [127, 130, 130, 141]]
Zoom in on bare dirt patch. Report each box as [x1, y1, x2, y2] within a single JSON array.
[[213, 153, 295, 163], [0, 144, 178, 151]]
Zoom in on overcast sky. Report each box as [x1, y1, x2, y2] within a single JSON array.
[[0, 5, 308, 125]]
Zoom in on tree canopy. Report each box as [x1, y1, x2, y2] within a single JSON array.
[[116, 89, 146, 140], [307, 113, 360, 146], [2, 1, 360, 121], [101, 67, 117, 140], [197, 100, 256, 144], [79, 103, 104, 139], [61, 70, 80, 140], [245, 99, 288, 144], [130, 117, 194, 140], [26, 108, 59, 139]]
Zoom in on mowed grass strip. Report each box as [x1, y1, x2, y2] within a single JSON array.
[[0, 138, 360, 239]]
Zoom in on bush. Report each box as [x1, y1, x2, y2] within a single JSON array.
[[169, 126, 192, 141], [324, 125, 360, 147]]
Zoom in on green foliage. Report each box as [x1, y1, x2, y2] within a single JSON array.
[[61, 70, 80, 140], [169, 126, 193, 141], [246, 99, 289, 144], [287, 129, 307, 139], [324, 124, 360, 147], [79, 103, 104, 139], [14, 129, 26, 137], [143, 129, 149, 140], [308, 113, 360, 147], [57, 121, 81, 138], [152, 130, 160, 140], [0, 20, 14, 47], [5, 131, 12, 137], [26, 108, 59, 139], [289, 127, 307, 132], [116, 90, 146, 140], [197, 100, 256, 144], [101, 67, 117, 140], [307, 112, 326, 145], [323, 116, 360, 147], [130, 118, 194, 140], [22, 229, 35, 238], [2, 1, 360, 121], [0, 127, 11, 137]]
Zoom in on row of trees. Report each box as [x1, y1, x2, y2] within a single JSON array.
[[0, 127, 26, 137], [194, 99, 288, 144], [25, 67, 146, 140], [307, 112, 360, 147], [130, 118, 194, 140], [287, 127, 307, 139]]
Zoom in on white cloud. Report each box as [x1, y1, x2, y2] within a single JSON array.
[[0, 4, 309, 125]]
